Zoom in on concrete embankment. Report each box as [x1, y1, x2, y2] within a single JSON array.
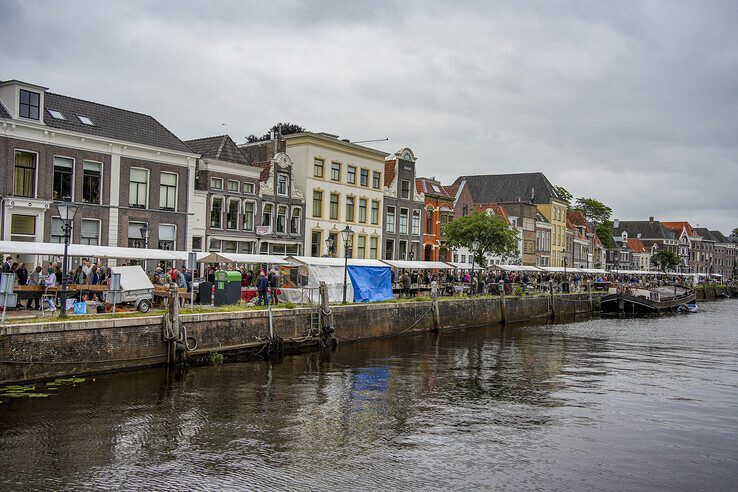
[[2, 293, 600, 385], [695, 285, 734, 301]]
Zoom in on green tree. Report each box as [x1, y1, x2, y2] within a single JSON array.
[[651, 249, 680, 272], [246, 122, 306, 142], [596, 220, 616, 249], [574, 197, 612, 224], [555, 186, 573, 205], [732, 227, 738, 237], [443, 211, 519, 267]]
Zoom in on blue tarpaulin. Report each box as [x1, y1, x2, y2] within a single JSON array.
[[347, 266, 393, 303]]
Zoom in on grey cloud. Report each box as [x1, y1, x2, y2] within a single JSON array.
[[1, 0, 736, 232]]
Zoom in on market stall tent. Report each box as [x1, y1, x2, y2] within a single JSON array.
[[195, 252, 288, 265], [284, 256, 392, 303], [382, 260, 454, 270]]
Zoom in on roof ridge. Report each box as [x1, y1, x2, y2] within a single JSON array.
[[184, 134, 229, 143], [47, 91, 159, 120]]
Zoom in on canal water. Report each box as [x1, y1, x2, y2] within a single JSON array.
[[1, 302, 737, 490]]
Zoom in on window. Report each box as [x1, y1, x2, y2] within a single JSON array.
[[210, 197, 223, 228], [312, 191, 323, 218], [158, 224, 176, 250], [53, 156, 74, 201], [276, 205, 287, 233], [399, 208, 409, 234], [386, 206, 396, 233], [347, 166, 357, 184], [313, 158, 324, 178], [370, 237, 378, 259], [80, 219, 100, 245], [358, 198, 367, 223], [192, 236, 203, 251], [77, 115, 94, 126], [290, 208, 301, 234], [331, 162, 341, 181], [227, 180, 240, 192], [346, 196, 355, 222], [210, 177, 223, 190], [360, 169, 369, 187], [244, 182, 255, 194], [462, 205, 469, 216], [209, 238, 221, 251], [372, 171, 381, 189], [329, 193, 340, 220], [47, 109, 65, 120], [328, 232, 338, 256], [399, 240, 407, 260], [11, 214, 36, 242], [82, 161, 102, 204], [51, 218, 66, 243], [311, 230, 322, 257], [277, 173, 288, 195], [227, 199, 239, 229], [223, 240, 237, 253], [412, 210, 421, 235], [262, 203, 273, 227], [357, 235, 366, 258], [371, 200, 379, 225], [260, 241, 269, 254], [401, 180, 411, 199], [127, 221, 146, 248], [14, 151, 36, 198], [159, 172, 177, 210], [243, 202, 255, 231], [426, 208, 433, 233], [19, 89, 40, 120], [128, 168, 148, 208], [385, 239, 395, 260]]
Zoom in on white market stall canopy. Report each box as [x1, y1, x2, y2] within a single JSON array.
[[493, 264, 543, 272], [285, 256, 387, 267], [616, 269, 665, 276], [382, 260, 454, 270], [0, 240, 181, 261], [197, 252, 288, 265], [579, 268, 608, 274]]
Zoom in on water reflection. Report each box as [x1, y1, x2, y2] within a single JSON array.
[[1, 302, 737, 490]]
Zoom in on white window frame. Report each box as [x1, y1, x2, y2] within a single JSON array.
[[82, 160, 103, 205], [210, 177, 224, 191], [210, 195, 224, 229], [290, 207, 302, 235], [243, 182, 255, 195], [52, 155, 75, 202], [158, 223, 177, 250], [399, 208, 409, 234], [243, 200, 256, 231], [227, 179, 240, 193], [226, 197, 240, 230], [159, 172, 178, 211], [276, 204, 287, 233], [129, 167, 149, 208], [277, 173, 288, 195], [80, 218, 101, 246], [386, 206, 396, 233], [411, 210, 421, 235], [14, 149, 39, 198]]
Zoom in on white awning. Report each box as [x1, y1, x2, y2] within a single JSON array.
[[0, 240, 180, 261], [285, 256, 386, 267], [197, 252, 288, 265], [493, 264, 544, 272], [382, 260, 454, 270]]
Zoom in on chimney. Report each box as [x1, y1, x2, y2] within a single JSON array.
[[649, 217, 654, 222], [613, 219, 620, 228]]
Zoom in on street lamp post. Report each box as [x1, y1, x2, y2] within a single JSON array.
[[325, 236, 335, 258], [562, 248, 569, 293], [469, 239, 480, 296], [56, 196, 78, 318], [139, 223, 150, 273], [341, 225, 354, 304]]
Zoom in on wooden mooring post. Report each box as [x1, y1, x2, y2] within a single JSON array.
[[499, 280, 507, 325]]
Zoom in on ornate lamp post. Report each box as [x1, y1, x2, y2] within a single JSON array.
[[56, 196, 78, 318], [341, 225, 354, 304], [325, 236, 335, 258], [469, 239, 480, 296], [139, 223, 150, 273]]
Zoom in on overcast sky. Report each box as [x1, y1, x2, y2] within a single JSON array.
[[2, 1, 736, 233]]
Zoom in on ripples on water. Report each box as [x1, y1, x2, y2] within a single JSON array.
[[1, 302, 737, 490]]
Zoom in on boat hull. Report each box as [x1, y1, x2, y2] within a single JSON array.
[[601, 291, 697, 315]]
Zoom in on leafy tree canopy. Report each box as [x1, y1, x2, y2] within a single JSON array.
[[651, 249, 680, 272], [246, 123, 306, 143], [555, 186, 573, 204], [574, 197, 612, 224], [443, 211, 519, 267], [596, 220, 616, 249], [732, 227, 738, 237]]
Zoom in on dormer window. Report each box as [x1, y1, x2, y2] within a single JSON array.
[[19, 89, 40, 120], [77, 114, 94, 125], [47, 109, 65, 120]]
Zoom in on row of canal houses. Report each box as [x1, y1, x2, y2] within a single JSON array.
[[0, 79, 735, 278]]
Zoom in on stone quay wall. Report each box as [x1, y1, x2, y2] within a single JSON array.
[[0, 293, 600, 385]]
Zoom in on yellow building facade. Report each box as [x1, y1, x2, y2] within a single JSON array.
[[536, 198, 569, 267]]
